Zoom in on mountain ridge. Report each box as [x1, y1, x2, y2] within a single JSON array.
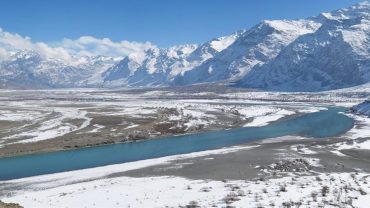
[[1, 1, 370, 91]]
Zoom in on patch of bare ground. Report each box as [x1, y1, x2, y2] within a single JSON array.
[[0, 201, 23, 208]]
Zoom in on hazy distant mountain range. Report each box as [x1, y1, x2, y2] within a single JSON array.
[[1, 2, 370, 91]]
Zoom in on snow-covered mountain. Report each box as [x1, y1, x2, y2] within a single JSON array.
[[105, 2, 370, 90], [173, 20, 320, 85], [102, 44, 198, 87], [1, 2, 370, 91], [102, 31, 243, 87], [237, 2, 370, 91], [0, 50, 117, 88], [72, 55, 121, 87]]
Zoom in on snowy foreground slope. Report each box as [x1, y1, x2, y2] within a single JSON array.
[[1, 2, 370, 90]]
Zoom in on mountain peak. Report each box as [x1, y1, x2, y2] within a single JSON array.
[[208, 33, 241, 52], [316, 1, 370, 22]]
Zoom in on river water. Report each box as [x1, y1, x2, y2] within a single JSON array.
[[0, 107, 353, 180]]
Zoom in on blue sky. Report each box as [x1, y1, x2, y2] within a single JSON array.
[[0, 0, 363, 47]]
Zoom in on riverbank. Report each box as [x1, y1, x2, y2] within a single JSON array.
[[0, 88, 332, 158], [1, 114, 370, 207]]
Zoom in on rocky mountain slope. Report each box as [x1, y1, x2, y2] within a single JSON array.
[[351, 100, 370, 117], [237, 2, 370, 91], [102, 32, 242, 87], [173, 20, 320, 85]]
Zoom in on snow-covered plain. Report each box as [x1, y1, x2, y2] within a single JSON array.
[[0, 87, 369, 207], [0, 101, 91, 146], [2, 145, 370, 208], [0, 89, 328, 147], [4, 173, 370, 208]]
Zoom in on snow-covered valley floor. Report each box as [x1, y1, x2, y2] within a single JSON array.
[[0, 87, 369, 208], [0, 88, 329, 158], [3, 166, 370, 208]]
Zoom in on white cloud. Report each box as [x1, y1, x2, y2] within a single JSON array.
[[60, 36, 155, 58], [0, 48, 10, 59], [0, 28, 156, 62]]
